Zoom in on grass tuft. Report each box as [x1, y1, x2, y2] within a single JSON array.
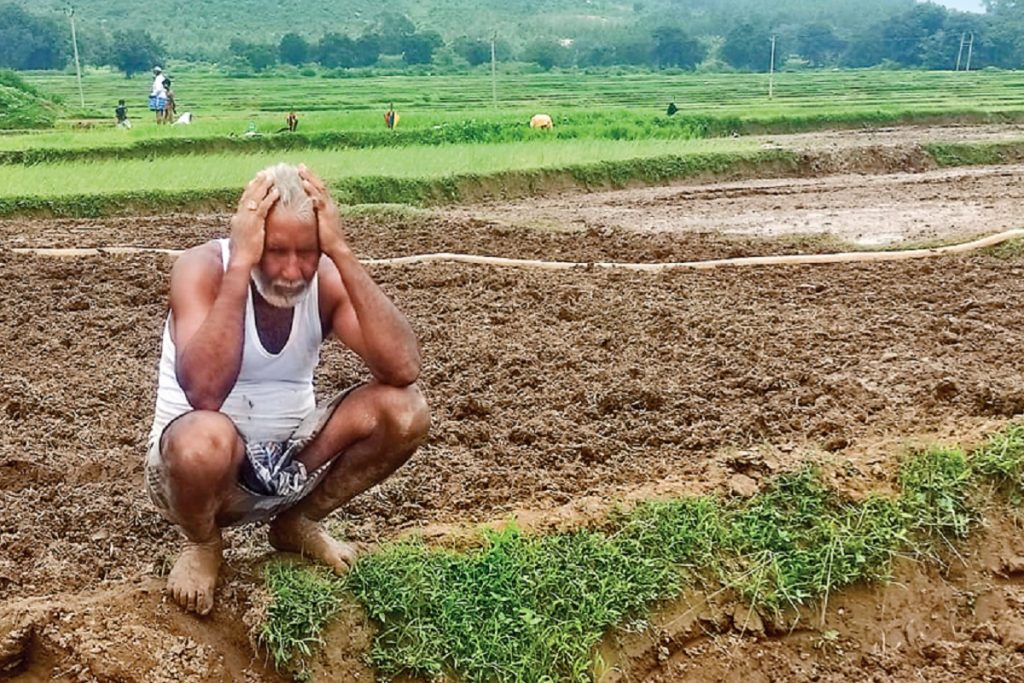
[[721, 468, 903, 614], [973, 422, 1024, 503], [898, 446, 976, 547], [259, 562, 344, 672]]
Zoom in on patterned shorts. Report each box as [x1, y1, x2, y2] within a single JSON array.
[[145, 384, 362, 526]]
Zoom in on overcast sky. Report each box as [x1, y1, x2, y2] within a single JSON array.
[[932, 0, 985, 12]]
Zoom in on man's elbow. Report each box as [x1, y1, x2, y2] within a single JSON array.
[[177, 370, 225, 411], [182, 386, 225, 412]]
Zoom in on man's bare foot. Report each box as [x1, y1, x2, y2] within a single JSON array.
[[166, 535, 223, 615], [268, 513, 358, 574]]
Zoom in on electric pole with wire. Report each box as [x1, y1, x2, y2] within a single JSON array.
[[955, 32, 965, 71], [965, 32, 974, 71], [66, 4, 85, 109], [768, 35, 776, 99], [491, 33, 497, 109]]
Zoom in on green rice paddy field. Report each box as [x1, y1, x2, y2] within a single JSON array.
[[6, 67, 1024, 216], [10, 67, 1024, 150]]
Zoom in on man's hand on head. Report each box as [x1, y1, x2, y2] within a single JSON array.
[[299, 164, 349, 258], [229, 171, 280, 270]]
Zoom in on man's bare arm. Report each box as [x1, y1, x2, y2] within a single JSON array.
[[173, 173, 280, 409], [172, 247, 252, 410], [320, 251, 421, 386], [302, 166, 421, 386]]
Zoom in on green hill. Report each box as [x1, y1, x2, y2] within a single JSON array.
[[12, 0, 914, 59], [0, 70, 60, 129]]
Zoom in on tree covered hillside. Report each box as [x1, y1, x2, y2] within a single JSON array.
[[4, 0, 1020, 72], [5, 0, 915, 59]]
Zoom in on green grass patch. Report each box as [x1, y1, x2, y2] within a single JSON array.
[[924, 141, 1024, 168], [259, 562, 345, 673], [721, 469, 904, 614], [984, 237, 1024, 260], [257, 429, 1024, 681], [973, 423, 1024, 503], [898, 446, 975, 546]]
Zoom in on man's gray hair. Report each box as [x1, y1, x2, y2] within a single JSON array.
[[261, 162, 314, 220]]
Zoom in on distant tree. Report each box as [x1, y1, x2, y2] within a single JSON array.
[[318, 33, 357, 68], [880, 3, 948, 66], [721, 22, 774, 71], [374, 12, 417, 54], [401, 31, 443, 65], [917, 29, 960, 69], [0, 4, 68, 70], [452, 36, 491, 66], [110, 29, 163, 78], [521, 39, 570, 70], [980, 19, 1024, 68], [81, 30, 114, 67], [279, 33, 310, 65], [841, 27, 889, 68], [796, 22, 846, 66], [651, 26, 705, 69], [352, 34, 381, 67], [229, 39, 278, 71]]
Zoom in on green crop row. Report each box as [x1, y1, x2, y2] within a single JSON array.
[[260, 421, 1024, 680], [5, 138, 1024, 219], [0, 148, 795, 218], [4, 109, 1024, 166]]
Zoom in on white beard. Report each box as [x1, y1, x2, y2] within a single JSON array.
[[251, 268, 310, 308]]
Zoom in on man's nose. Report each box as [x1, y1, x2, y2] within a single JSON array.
[[282, 253, 302, 281]]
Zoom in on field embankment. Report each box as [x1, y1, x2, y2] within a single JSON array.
[[0, 70, 61, 130]]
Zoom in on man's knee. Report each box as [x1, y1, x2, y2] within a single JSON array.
[[377, 383, 430, 447], [161, 411, 242, 484]]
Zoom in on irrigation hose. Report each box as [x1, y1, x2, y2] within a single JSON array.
[[11, 228, 1024, 271]]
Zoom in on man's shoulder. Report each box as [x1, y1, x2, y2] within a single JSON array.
[[173, 240, 225, 279]]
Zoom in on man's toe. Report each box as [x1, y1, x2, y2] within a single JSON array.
[[197, 591, 214, 616]]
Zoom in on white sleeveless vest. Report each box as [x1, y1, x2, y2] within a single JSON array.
[[150, 239, 322, 443]]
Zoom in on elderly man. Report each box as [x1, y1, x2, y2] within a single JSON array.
[[146, 163, 429, 615]]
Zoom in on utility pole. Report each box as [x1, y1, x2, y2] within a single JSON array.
[[965, 32, 974, 72], [955, 32, 965, 71], [768, 34, 776, 99], [490, 33, 497, 109], [66, 5, 85, 109]]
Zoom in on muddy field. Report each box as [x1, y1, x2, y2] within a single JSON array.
[[5, 146, 1024, 680], [451, 163, 1024, 248]]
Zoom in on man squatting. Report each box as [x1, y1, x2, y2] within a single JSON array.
[[146, 163, 430, 614]]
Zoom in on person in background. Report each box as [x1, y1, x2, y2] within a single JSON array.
[[287, 111, 299, 132], [666, 102, 679, 116], [149, 66, 167, 124], [162, 77, 176, 124], [115, 99, 131, 129], [384, 103, 399, 130]]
